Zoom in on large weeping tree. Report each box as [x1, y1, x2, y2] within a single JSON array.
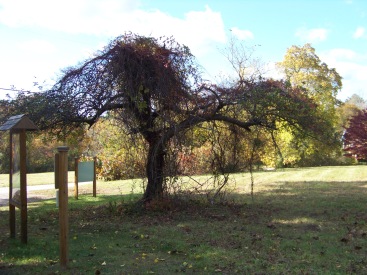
[[11, 33, 327, 203]]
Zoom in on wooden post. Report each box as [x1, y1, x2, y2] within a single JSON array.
[[55, 153, 60, 207], [74, 158, 79, 200], [54, 153, 59, 189], [19, 130, 27, 244], [1, 115, 37, 243], [57, 146, 69, 268], [9, 132, 15, 239], [9, 205, 15, 239], [93, 157, 97, 197]]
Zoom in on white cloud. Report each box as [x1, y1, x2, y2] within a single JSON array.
[[295, 28, 328, 43], [321, 49, 367, 100], [0, 1, 226, 57], [353, 27, 365, 38], [230, 27, 254, 40], [0, 0, 141, 31], [0, 1, 229, 96], [263, 62, 284, 80], [160, 5, 227, 56], [323, 48, 357, 61]]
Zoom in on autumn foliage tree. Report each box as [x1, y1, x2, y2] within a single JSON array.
[[276, 44, 343, 166], [343, 109, 367, 160], [11, 33, 328, 203], [337, 94, 367, 130]]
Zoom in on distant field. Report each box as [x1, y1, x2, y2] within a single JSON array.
[[1, 165, 366, 190]]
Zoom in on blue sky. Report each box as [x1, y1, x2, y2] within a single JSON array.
[[0, 0, 366, 101]]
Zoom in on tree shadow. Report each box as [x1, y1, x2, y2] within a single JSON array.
[[1, 180, 367, 273]]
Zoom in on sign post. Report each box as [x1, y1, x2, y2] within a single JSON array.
[[19, 129, 27, 244], [74, 158, 79, 199], [93, 156, 97, 197], [0, 115, 37, 244], [56, 146, 69, 268], [74, 157, 97, 199]]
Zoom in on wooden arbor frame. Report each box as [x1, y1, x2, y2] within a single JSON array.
[[0, 114, 37, 244]]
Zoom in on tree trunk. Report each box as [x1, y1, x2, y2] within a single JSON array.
[[271, 131, 284, 168], [143, 140, 166, 202]]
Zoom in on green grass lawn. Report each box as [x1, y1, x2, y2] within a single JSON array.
[[0, 172, 76, 188], [1, 166, 367, 274]]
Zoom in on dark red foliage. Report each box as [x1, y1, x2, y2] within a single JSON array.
[[343, 109, 367, 159]]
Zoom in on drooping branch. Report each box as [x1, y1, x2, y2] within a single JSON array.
[[8, 32, 328, 202]]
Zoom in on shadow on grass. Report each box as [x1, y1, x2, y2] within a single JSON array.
[[1, 181, 367, 274]]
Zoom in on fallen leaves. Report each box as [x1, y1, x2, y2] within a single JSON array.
[[154, 258, 165, 263]]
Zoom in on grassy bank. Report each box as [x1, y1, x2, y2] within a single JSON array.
[[1, 166, 367, 274]]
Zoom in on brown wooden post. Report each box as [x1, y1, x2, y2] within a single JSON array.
[[55, 153, 60, 207], [57, 146, 69, 268], [9, 205, 15, 239], [74, 158, 79, 200], [54, 153, 60, 189], [93, 156, 97, 197], [9, 132, 15, 239], [1, 115, 37, 243], [19, 129, 27, 244]]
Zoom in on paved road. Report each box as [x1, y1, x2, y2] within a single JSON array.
[[0, 182, 90, 206]]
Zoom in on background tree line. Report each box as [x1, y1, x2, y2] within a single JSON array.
[[2, 92, 364, 177]]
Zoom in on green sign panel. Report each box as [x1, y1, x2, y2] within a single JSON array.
[[78, 161, 94, 182]]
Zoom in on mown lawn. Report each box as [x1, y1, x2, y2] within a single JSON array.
[[1, 166, 367, 274], [0, 172, 76, 188]]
